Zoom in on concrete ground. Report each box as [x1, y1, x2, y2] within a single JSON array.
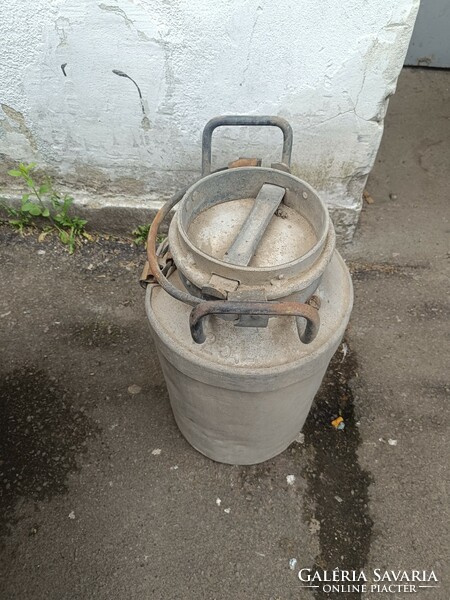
[[0, 68, 448, 599]]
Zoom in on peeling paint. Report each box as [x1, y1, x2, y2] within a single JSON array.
[[98, 3, 135, 27], [0, 0, 420, 240], [1, 105, 37, 152], [98, 2, 154, 42], [55, 16, 70, 48]]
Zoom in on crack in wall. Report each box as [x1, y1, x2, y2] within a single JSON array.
[[98, 3, 150, 41], [302, 106, 382, 131], [240, 6, 263, 87]]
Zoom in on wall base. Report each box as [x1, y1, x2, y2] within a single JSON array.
[[0, 187, 361, 245]]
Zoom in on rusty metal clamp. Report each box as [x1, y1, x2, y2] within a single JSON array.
[[145, 197, 320, 345], [189, 301, 320, 345], [144, 115, 319, 344], [139, 242, 175, 289]]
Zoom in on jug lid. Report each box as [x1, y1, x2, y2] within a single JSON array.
[[168, 167, 335, 301]]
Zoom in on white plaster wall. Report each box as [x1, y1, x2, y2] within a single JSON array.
[[0, 0, 419, 239]]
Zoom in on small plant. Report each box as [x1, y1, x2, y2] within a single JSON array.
[[132, 223, 165, 248], [132, 223, 151, 246], [1, 163, 91, 253]]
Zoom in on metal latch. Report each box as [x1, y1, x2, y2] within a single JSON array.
[[201, 274, 239, 300], [228, 287, 268, 327], [140, 240, 175, 288]]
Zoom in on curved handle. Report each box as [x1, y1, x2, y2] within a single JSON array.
[[146, 184, 203, 307], [189, 300, 320, 345], [202, 115, 293, 176]]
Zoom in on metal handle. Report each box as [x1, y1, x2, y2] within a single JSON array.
[[202, 115, 293, 176], [146, 184, 203, 307], [189, 301, 320, 345]]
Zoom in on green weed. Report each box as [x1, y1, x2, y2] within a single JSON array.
[[1, 163, 91, 253], [132, 223, 165, 248], [132, 223, 151, 246]]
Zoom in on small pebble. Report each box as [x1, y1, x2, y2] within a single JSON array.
[[286, 475, 296, 486], [295, 432, 305, 444], [151, 448, 161, 455], [289, 558, 298, 570], [68, 511, 76, 520], [224, 508, 231, 514], [216, 498, 222, 506], [128, 384, 142, 395], [388, 439, 398, 446]]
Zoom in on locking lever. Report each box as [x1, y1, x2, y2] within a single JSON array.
[[223, 183, 286, 267]]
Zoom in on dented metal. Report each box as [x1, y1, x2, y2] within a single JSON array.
[[144, 115, 353, 464]]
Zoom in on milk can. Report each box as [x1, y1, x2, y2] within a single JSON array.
[[142, 116, 353, 465]]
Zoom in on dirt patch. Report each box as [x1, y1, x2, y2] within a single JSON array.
[[0, 224, 144, 277], [301, 342, 373, 599], [348, 260, 426, 280], [237, 463, 277, 501], [0, 366, 99, 539], [65, 319, 126, 348], [407, 301, 450, 321]]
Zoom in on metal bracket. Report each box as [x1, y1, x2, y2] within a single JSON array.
[[139, 248, 175, 289], [139, 261, 154, 288], [270, 162, 291, 173], [228, 157, 262, 169], [228, 288, 268, 327], [201, 274, 240, 300]]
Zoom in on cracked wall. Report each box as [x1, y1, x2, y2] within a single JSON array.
[[0, 0, 419, 240]]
